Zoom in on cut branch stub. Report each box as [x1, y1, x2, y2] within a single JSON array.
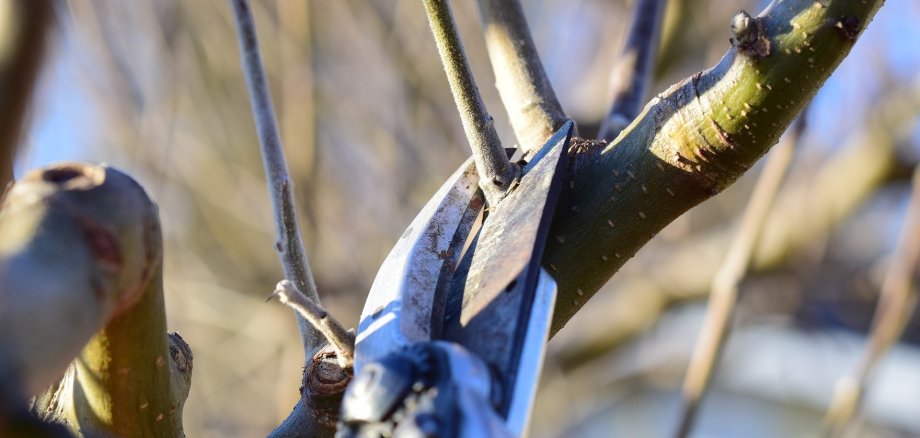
[[268, 345, 352, 438], [0, 163, 160, 394], [0, 162, 191, 437]]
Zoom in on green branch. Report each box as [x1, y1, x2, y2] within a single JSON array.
[[477, 0, 567, 150], [0, 163, 191, 437], [423, 0, 518, 203], [545, 0, 885, 334]]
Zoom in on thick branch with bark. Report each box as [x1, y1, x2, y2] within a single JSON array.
[[0, 163, 191, 437], [0, 0, 52, 188], [477, 0, 567, 150], [554, 85, 914, 365], [544, 0, 884, 334]]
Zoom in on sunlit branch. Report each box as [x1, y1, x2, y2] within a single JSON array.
[[422, 0, 518, 203], [477, 0, 567, 151]]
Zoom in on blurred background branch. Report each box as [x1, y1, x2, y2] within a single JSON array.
[[0, 0, 52, 189], [677, 113, 805, 437], [597, 0, 667, 141], [824, 166, 920, 437]]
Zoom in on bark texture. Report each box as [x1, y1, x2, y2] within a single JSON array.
[[0, 163, 191, 437], [544, 0, 885, 334]]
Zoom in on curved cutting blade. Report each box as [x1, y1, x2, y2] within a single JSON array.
[[355, 157, 484, 370], [443, 120, 574, 416]]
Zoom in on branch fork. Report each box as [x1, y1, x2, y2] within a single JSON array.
[[270, 280, 356, 370]]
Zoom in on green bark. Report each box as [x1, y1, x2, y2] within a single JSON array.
[[0, 163, 191, 437], [545, 0, 885, 334]]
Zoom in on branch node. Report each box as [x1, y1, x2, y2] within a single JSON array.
[[271, 280, 356, 370], [832, 16, 861, 40], [730, 11, 771, 57], [168, 332, 193, 376]]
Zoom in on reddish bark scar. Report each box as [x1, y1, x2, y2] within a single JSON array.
[[710, 118, 738, 149], [79, 218, 123, 272]]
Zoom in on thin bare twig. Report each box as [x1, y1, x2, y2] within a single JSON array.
[[230, 0, 322, 353], [597, 0, 667, 141], [676, 114, 807, 438], [422, 0, 517, 203], [824, 166, 920, 437], [476, 0, 567, 151], [271, 280, 355, 369]]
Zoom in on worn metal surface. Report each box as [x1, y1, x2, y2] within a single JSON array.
[[355, 158, 483, 370], [505, 269, 555, 437], [443, 121, 573, 414]]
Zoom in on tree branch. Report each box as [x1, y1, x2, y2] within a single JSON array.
[[268, 346, 351, 438], [544, 0, 885, 335], [422, 0, 518, 203], [0, 0, 52, 189], [0, 163, 191, 437], [230, 2, 351, 436], [824, 167, 920, 437], [676, 113, 805, 437], [598, 0, 668, 141], [553, 82, 917, 366], [271, 280, 355, 370], [231, 0, 331, 361], [477, 0, 567, 151]]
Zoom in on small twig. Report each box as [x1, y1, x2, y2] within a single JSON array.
[[271, 280, 355, 369], [476, 0, 567, 151], [676, 114, 807, 438], [597, 0, 667, 141], [422, 0, 517, 203], [230, 0, 323, 353], [824, 166, 920, 437]]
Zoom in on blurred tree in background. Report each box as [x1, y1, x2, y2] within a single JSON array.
[[7, 0, 920, 436]]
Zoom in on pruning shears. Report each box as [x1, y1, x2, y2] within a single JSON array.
[[340, 121, 574, 437]]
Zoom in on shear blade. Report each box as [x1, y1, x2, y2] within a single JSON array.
[[355, 157, 483, 370], [442, 121, 573, 417]]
